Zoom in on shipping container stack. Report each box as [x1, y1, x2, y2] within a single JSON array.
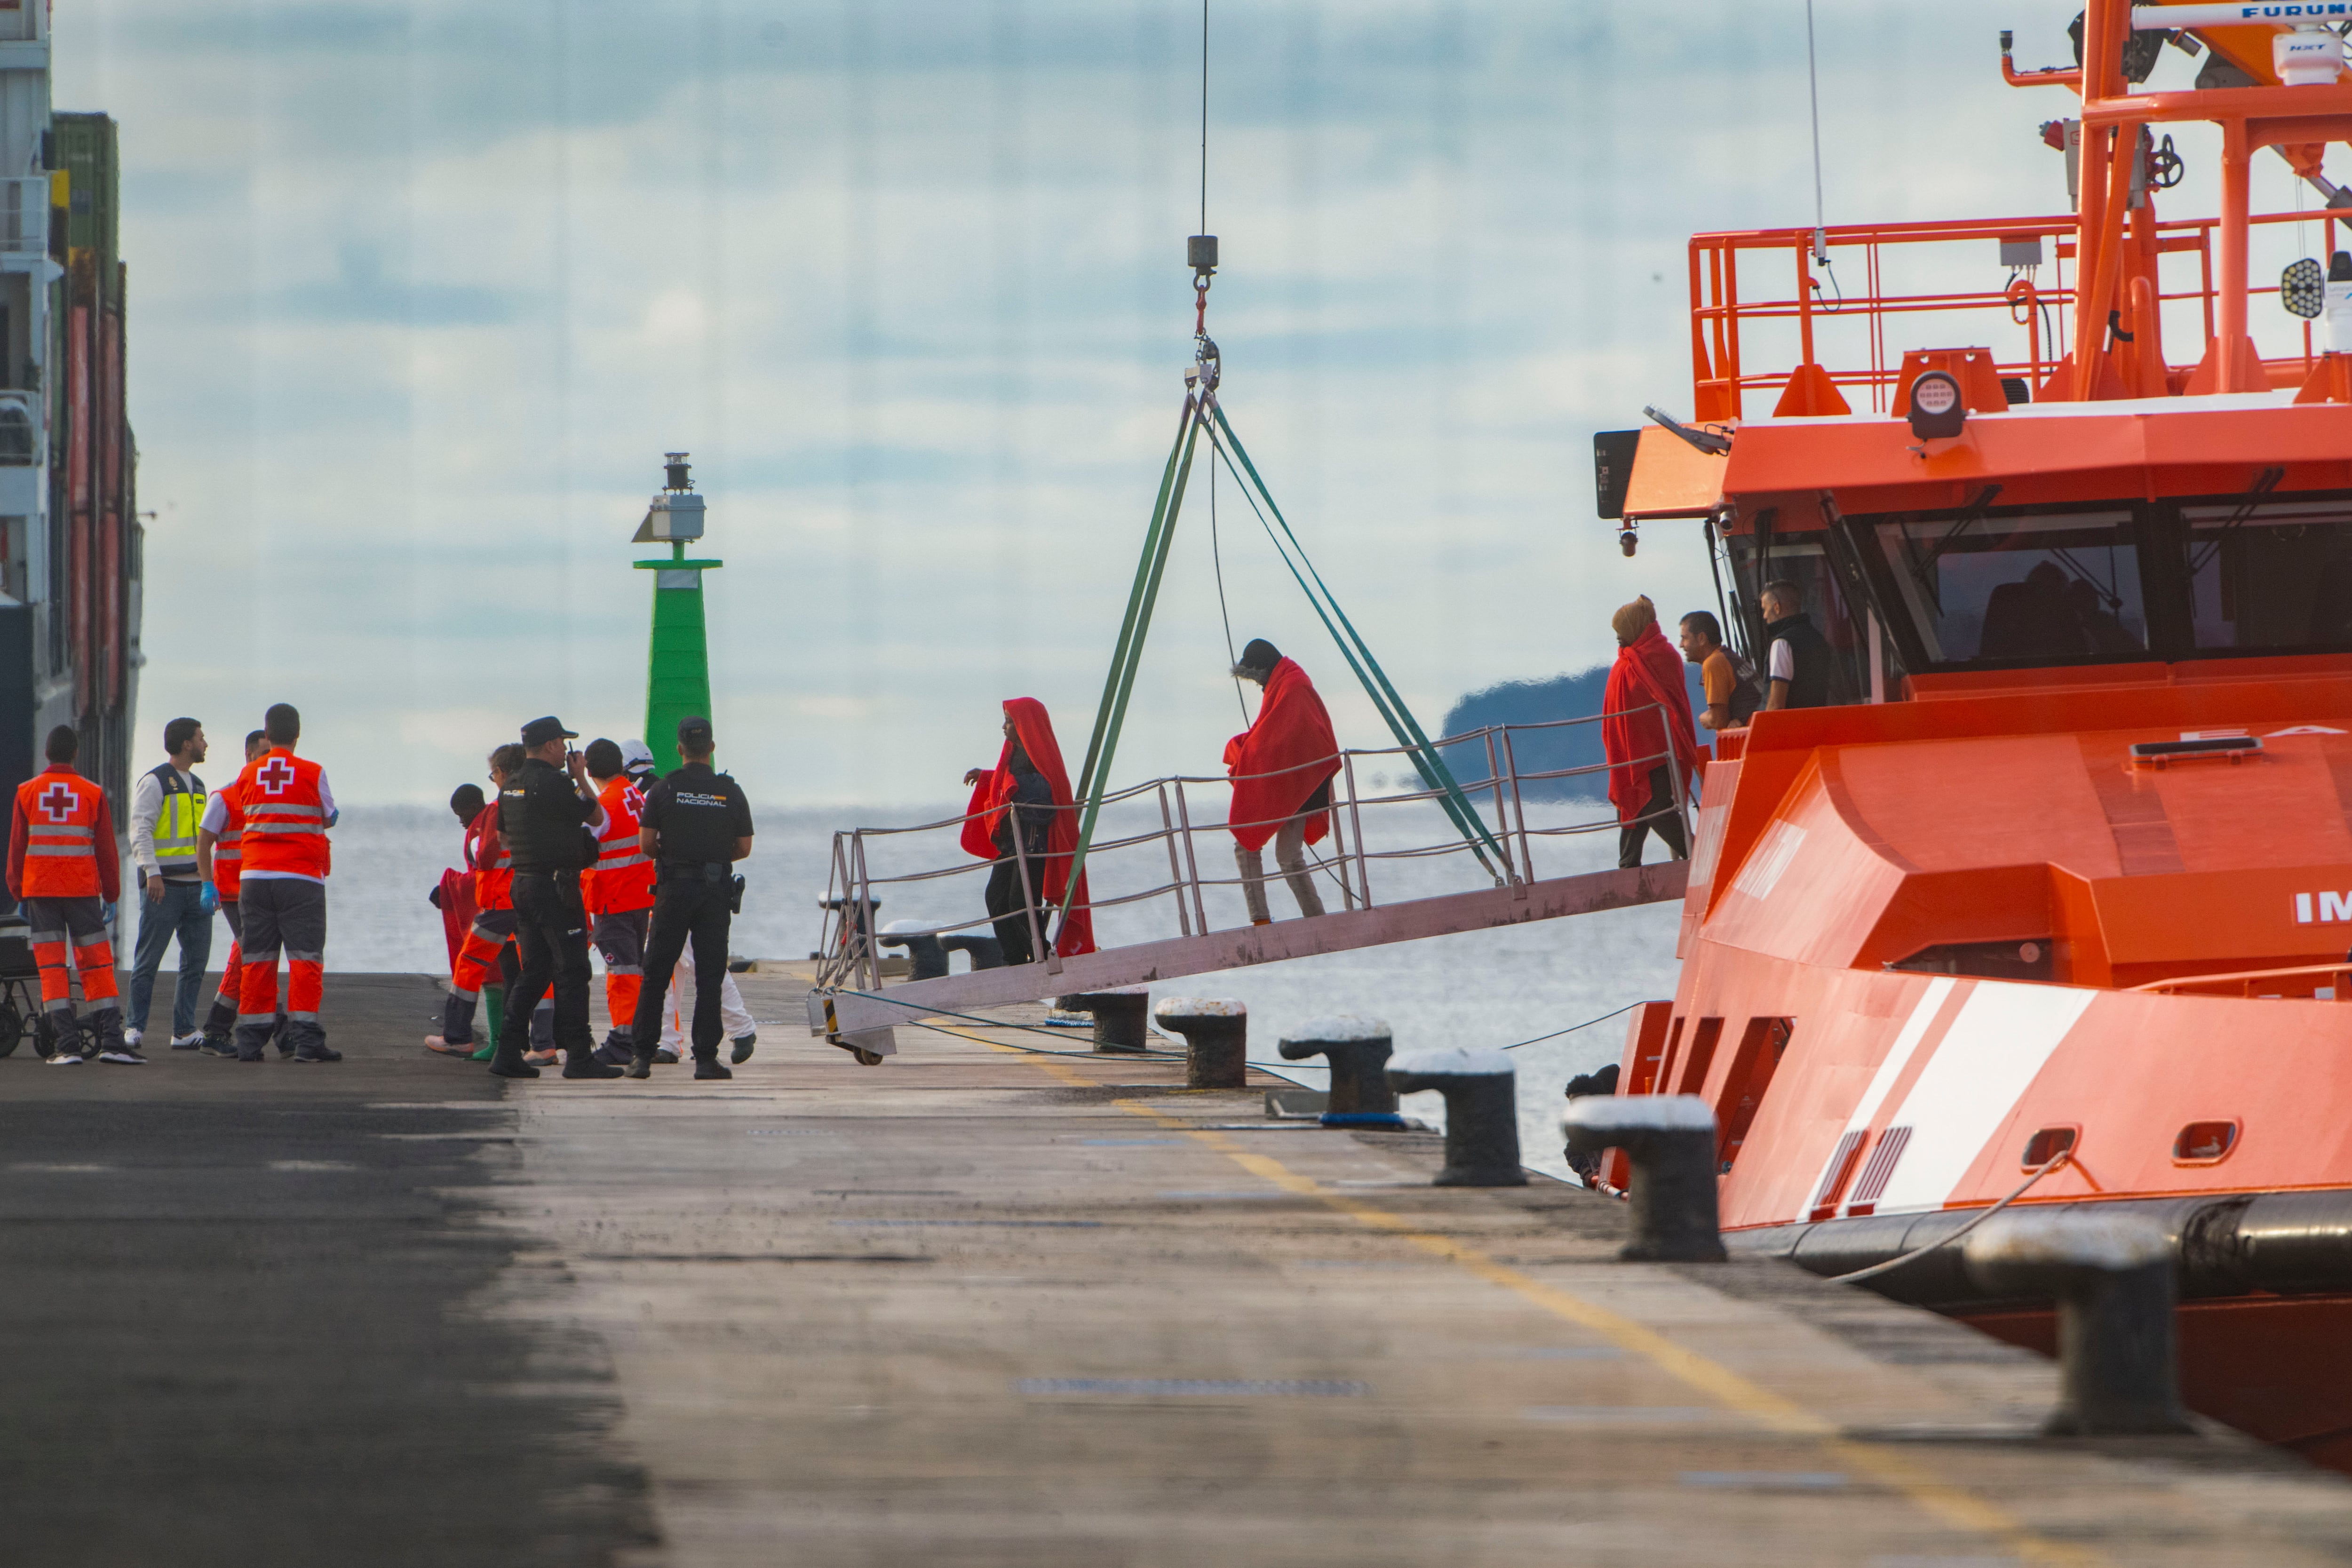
[[0, 0, 141, 920]]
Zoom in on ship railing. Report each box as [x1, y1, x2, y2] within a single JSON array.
[[812, 704, 1695, 993], [1687, 205, 2351, 421], [2131, 962, 2352, 1001], [0, 176, 46, 255]]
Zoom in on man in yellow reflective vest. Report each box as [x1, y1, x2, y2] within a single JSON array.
[[126, 716, 216, 1050]]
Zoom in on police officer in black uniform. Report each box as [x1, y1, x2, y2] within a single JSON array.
[[627, 716, 755, 1082], [493, 716, 621, 1082]]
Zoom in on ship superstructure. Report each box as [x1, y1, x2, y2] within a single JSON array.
[[1606, 0, 2352, 1468]]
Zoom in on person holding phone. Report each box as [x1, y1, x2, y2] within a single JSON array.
[[491, 716, 615, 1081]]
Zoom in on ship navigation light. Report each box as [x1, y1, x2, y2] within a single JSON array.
[[1905, 371, 1966, 440], [2284, 257, 2326, 320]]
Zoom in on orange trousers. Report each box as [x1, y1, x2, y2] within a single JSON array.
[[234, 878, 326, 1054], [22, 895, 119, 1053]]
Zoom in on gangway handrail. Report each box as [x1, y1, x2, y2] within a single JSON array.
[[814, 703, 1693, 993]]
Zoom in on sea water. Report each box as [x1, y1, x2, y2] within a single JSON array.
[[325, 795, 1685, 1182]]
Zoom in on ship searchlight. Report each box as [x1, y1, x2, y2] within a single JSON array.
[[1906, 371, 1966, 440]]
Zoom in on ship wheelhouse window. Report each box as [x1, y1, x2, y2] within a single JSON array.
[[2181, 495, 2352, 653], [1865, 505, 2146, 668]]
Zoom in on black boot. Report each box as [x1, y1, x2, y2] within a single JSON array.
[[563, 1047, 623, 1080], [693, 1054, 732, 1082], [731, 1031, 757, 1065], [488, 1036, 539, 1079]]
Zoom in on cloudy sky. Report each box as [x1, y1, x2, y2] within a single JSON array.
[[59, 0, 2325, 806]]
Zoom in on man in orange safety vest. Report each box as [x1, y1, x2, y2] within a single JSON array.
[[229, 703, 341, 1063], [583, 738, 658, 1065], [6, 725, 132, 1063]]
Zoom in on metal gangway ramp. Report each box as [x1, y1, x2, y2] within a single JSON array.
[[808, 710, 1692, 1049]]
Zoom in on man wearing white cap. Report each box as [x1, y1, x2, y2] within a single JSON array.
[[583, 737, 659, 1065]]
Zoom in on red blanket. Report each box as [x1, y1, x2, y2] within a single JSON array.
[[959, 697, 1096, 957], [1603, 623, 1703, 822], [437, 868, 476, 968], [1225, 657, 1340, 852]]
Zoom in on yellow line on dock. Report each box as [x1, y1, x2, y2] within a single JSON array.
[[940, 1021, 2107, 1568]]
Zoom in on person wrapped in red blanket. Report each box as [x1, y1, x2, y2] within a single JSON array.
[[1224, 639, 1340, 924], [960, 698, 1095, 963], [1602, 597, 1703, 869]]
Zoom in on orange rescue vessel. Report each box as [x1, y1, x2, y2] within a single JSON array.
[[1607, 0, 2352, 1471]]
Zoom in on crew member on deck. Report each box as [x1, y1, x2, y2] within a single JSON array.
[[627, 717, 754, 1081], [961, 699, 1094, 965], [493, 718, 614, 1081], [1604, 597, 1700, 870], [1224, 639, 1340, 925], [1678, 610, 1760, 734], [1761, 580, 1841, 710]]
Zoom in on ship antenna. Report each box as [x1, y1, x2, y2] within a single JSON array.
[[1805, 0, 1828, 265]]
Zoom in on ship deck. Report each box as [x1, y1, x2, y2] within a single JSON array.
[[8, 965, 2352, 1566]]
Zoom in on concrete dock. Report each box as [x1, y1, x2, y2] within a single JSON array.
[[8, 966, 2352, 1566]]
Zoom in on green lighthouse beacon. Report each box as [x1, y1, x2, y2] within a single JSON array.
[[633, 452, 723, 774]]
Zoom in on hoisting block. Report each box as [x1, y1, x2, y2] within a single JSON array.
[[1963, 1210, 2193, 1436], [1562, 1096, 1725, 1262], [1152, 998, 1248, 1088], [1061, 987, 1150, 1053], [1279, 1017, 1400, 1125], [1385, 1047, 1526, 1186]]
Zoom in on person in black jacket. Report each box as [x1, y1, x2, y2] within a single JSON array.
[[492, 715, 617, 1082], [1761, 580, 1842, 711], [627, 716, 755, 1082]]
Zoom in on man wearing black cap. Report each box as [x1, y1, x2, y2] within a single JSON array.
[[627, 715, 754, 1081], [492, 716, 618, 1081]]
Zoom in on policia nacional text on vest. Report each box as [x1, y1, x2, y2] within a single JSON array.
[[490, 715, 623, 1082]]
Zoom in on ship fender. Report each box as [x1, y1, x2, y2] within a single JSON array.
[[1734, 1189, 2352, 1310]]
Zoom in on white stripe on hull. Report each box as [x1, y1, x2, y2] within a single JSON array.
[[1866, 981, 2096, 1216]]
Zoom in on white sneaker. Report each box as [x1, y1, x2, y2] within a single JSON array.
[[122, 1027, 143, 1047], [170, 1031, 206, 1050], [47, 1048, 84, 1065]]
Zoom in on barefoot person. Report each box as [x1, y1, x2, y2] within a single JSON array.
[[1224, 639, 1340, 925]]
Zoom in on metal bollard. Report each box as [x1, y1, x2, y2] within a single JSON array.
[[1278, 1017, 1396, 1116], [1962, 1210, 2192, 1436], [1385, 1047, 1527, 1186], [878, 921, 948, 981], [1152, 998, 1248, 1089], [1561, 1096, 1726, 1262], [1063, 987, 1150, 1053], [938, 934, 1005, 971]]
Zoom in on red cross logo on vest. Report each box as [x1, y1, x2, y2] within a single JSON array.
[[624, 782, 645, 814], [258, 756, 297, 795], [38, 781, 77, 823]]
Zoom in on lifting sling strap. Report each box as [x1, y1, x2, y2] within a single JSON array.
[[1051, 391, 1508, 949]]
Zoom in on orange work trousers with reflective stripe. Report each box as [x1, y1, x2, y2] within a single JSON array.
[[21, 896, 118, 1012]]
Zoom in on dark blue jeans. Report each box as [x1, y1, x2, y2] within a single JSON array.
[[128, 878, 215, 1037]]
